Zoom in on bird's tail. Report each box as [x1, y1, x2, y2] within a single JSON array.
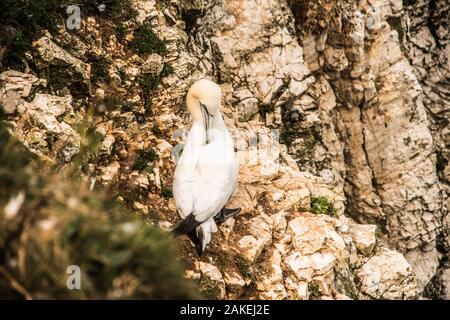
[[171, 213, 201, 237]]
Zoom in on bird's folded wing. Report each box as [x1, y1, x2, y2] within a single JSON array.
[[191, 135, 237, 222], [174, 125, 238, 223], [173, 123, 205, 218]]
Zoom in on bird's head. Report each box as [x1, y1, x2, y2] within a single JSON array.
[[186, 79, 222, 143]]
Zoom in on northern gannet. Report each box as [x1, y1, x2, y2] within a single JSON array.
[[172, 79, 240, 255]]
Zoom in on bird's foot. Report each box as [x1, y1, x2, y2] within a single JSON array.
[[214, 207, 241, 225]]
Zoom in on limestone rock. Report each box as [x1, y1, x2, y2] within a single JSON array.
[[8, 91, 81, 162], [33, 33, 91, 93], [224, 271, 246, 299], [237, 235, 266, 265], [357, 248, 419, 299], [0, 71, 45, 114], [348, 224, 377, 256], [198, 262, 226, 299], [141, 53, 164, 76], [1, 0, 443, 300]]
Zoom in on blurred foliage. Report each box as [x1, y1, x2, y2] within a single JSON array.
[[0, 122, 199, 299]]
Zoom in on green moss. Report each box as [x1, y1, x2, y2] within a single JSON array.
[[0, 0, 136, 71], [100, 96, 121, 112], [138, 74, 160, 115], [137, 64, 172, 115], [236, 256, 253, 280], [1, 29, 32, 71], [310, 196, 336, 217], [259, 104, 275, 118], [139, 74, 161, 93], [307, 282, 321, 300], [99, 96, 135, 113], [161, 62, 174, 77], [349, 262, 358, 274], [132, 148, 160, 172], [131, 22, 167, 55], [161, 185, 173, 199], [0, 1, 57, 69], [151, 122, 161, 135], [115, 23, 128, 41], [86, 53, 110, 83]]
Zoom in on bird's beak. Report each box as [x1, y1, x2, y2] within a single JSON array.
[[200, 103, 213, 144]]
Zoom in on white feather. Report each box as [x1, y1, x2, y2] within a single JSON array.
[[173, 113, 238, 249]]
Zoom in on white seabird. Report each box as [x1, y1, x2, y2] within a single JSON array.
[[172, 79, 240, 255]]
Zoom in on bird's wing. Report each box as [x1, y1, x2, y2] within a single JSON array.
[[192, 130, 237, 222], [173, 123, 205, 218], [174, 126, 238, 222]]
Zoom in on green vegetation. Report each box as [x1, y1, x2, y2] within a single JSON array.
[[161, 185, 173, 199], [280, 125, 323, 168], [0, 0, 60, 70], [307, 282, 321, 300], [137, 62, 174, 106], [0, 115, 198, 299], [131, 22, 167, 55], [236, 256, 253, 280], [131, 148, 160, 172], [115, 23, 128, 41], [138, 74, 161, 94], [138, 74, 159, 114], [309, 196, 336, 217], [86, 53, 110, 83], [0, 0, 137, 71], [161, 62, 174, 77]]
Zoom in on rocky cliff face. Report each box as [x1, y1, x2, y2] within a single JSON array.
[[0, 0, 448, 299]]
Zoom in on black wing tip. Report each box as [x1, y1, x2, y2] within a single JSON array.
[[196, 228, 205, 256], [186, 229, 205, 257], [214, 207, 241, 225], [172, 213, 201, 236]]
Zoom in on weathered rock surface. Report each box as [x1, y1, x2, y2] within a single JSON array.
[[357, 248, 419, 299], [1, 72, 81, 162], [33, 33, 91, 94], [1, 0, 448, 300], [292, 0, 449, 293]]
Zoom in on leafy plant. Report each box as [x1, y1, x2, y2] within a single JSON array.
[[307, 282, 321, 300], [161, 185, 173, 199], [132, 148, 160, 172], [131, 22, 167, 55], [310, 196, 336, 217]]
